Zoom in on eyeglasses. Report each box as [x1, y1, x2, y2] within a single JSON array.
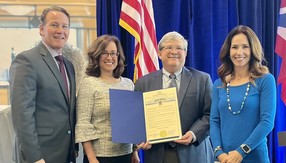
[[161, 46, 186, 52], [101, 51, 119, 58]]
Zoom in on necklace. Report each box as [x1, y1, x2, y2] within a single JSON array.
[[226, 82, 250, 115]]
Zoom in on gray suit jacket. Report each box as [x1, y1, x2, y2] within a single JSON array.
[[9, 42, 77, 163], [134, 67, 214, 163]]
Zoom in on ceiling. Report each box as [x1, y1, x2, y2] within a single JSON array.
[[0, 0, 96, 29]]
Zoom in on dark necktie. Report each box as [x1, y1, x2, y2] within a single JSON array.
[[55, 55, 69, 98], [169, 74, 178, 92], [168, 74, 177, 148]]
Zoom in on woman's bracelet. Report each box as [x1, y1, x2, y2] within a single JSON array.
[[214, 146, 222, 154], [133, 145, 139, 152]]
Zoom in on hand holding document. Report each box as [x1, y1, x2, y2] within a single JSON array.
[[110, 87, 182, 144]]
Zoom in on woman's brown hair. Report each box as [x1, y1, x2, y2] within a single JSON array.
[[85, 34, 125, 78], [218, 25, 269, 85]]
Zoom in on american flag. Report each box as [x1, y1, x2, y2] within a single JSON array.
[[119, 0, 159, 81], [276, 0, 286, 105]]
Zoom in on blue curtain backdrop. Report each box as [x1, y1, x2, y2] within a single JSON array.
[[96, 0, 286, 162]]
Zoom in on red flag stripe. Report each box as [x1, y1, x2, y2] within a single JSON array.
[[139, 2, 158, 73], [137, 61, 143, 78], [139, 23, 157, 71], [281, 80, 286, 103], [120, 0, 159, 80], [120, 12, 141, 34], [281, 0, 286, 7], [278, 60, 286, 83], [141, 39, 157, 72], [121, 0, 142, 20], [123, 0, 141, 10], [276, 0, 286, 105], [275, 33, 286, 58], [142, 2, 158, 49], [120, 2, 143, 64], [121, 0, 142, 28]]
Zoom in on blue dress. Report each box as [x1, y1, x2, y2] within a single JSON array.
[[210, 74, 276, 163]]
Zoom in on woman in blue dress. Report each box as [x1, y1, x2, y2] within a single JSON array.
[[210, 25, 276, 163]]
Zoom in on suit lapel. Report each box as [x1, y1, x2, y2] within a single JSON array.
[[178, 67, 192, 108], [152, 70, 163, 90], [39, 43, 69, 103], [64, 58, 76, 108]]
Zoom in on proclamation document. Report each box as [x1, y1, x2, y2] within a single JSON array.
[[143, 87, 182, 144], [110, 87, 182, 144]]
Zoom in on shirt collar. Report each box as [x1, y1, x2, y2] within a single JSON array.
[[42, 40, 63, 58], [162, 68, 182, 81]]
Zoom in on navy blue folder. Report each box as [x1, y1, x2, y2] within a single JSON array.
[[109, 89, 146, 144]]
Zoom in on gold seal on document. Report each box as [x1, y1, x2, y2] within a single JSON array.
[[160, 130, 167, 137]]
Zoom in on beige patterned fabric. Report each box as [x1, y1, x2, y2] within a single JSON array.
[[75, 76, 134, 157]]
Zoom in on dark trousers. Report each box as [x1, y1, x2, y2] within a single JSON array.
[[83, 153, 132, 163], [163, 144, 179, 163]]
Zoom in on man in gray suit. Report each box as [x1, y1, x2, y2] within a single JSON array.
[[135, 31, 214, 163], [9, 6, 77, 163]]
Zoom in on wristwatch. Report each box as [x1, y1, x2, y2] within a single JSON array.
[[240, 144, 251, 154], [214, 146, 222, 154]]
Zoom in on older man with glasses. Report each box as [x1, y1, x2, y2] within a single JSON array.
[[135, 31, 214, 163]]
